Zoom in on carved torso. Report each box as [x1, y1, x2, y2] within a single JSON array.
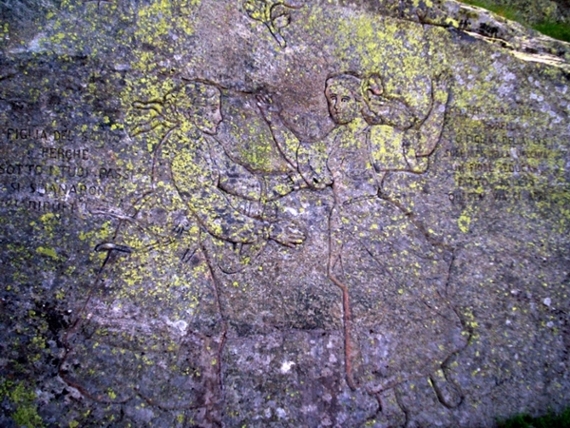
[[326, 118, 379, 205]]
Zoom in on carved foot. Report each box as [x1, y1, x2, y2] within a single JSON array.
[[429, 368, 463, 409]]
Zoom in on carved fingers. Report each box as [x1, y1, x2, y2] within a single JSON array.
[[365, 73, 384, 96], [94, 242, 132, 254], [269, 220, 306, 248], [433, 70, 452, 105], [256, 93, 280, 115], [256, 93, 281, 124], [173, 217, 191, 236], [435, 69, 452, 87], [310, 172, 333, 190]]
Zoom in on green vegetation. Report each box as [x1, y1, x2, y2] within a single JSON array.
[[460, 0, 523, 23], [533, 21, 570, 42], [498, 407, 570, 428], [459, 0, 570, 42]]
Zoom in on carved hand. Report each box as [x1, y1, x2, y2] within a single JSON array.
[[256, 93, 280, 122], [268, 220, 305, 248], [433, 70, 452, 104], [310, 173, 332, 190], [300, 164, 332, 190], [173, 216, 190, 236]]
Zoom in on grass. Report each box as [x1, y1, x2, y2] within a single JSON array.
[[459, 0, 570, 42], [533, 21, 570, 42], [460, 0, 523, 23], [497, 407, 570, 428]]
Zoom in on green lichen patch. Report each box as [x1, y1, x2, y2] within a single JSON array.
[[0, 380, 44, 428]]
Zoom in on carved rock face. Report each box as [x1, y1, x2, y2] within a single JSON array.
[[325, 79, 361, 125], [191, 95, 223, 135], [1, 1, 570, 427], [183, 83, 223, 135]]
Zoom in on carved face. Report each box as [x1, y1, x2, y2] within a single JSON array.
[[325, 80, 360, 125], [191, 91, 223, 135], [183, 83, 223, 135]]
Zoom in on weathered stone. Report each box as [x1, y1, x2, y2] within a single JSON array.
[[1, 1, 570, 426]]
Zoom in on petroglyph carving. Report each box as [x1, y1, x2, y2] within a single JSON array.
[[4, 0, 570, 425], [243, 0, 304, 47], [257, 72, 463, 402], [60, 81, 309, 418], [128, 80, 307, 271]]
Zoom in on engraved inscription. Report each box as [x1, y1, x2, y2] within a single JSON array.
[[5, 128, 73, 141], [0, 130, 132, 214], [447, 129, 563, 203]]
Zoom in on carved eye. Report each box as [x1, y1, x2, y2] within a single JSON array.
[[329, 95, 337, 101], [243, 0, 258, 14], [341, 96, 350, 103]]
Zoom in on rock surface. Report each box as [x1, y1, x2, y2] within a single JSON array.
[[1, 0, 570, 427]]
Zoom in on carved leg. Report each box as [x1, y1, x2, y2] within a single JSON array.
[[327, 207, 358, 391], [328, 269, 357, 391]]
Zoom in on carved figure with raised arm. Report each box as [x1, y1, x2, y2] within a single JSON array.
[[257, 72, 465, 407]]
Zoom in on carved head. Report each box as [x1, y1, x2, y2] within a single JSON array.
[[183, 82, 223, 135], [325, 74, 362, 125]]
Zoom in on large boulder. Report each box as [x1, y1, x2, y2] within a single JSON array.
[[1, 1, 569, 426]]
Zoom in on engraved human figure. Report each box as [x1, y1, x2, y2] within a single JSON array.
[[128, 80, 306, 255], [162, 81, 309, 417], [168, 81, 305, 252], [68, 81, 307, 422], [258, 73, 464, 405]]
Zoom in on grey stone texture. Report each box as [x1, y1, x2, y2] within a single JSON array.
[[1, 0, 570, 426]]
